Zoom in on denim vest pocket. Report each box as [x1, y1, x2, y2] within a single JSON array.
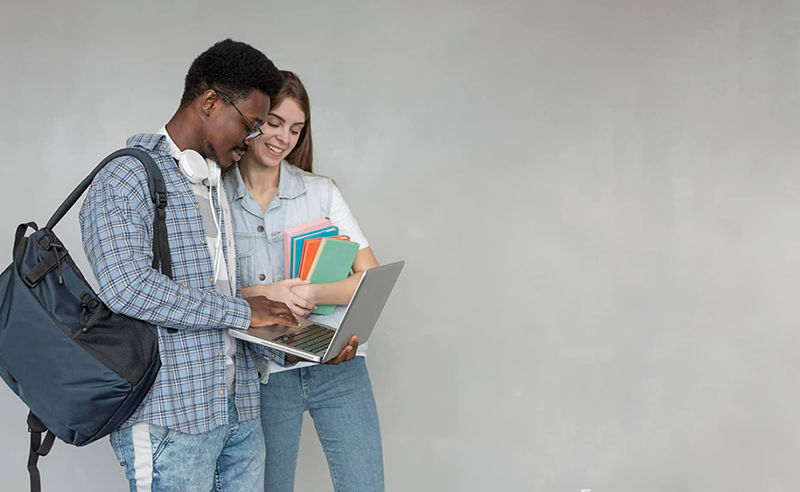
[[268, 230, 285, 281], [268, 229, 283, 244]]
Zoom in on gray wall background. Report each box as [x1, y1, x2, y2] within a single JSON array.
[[1, 0, 799, 491]]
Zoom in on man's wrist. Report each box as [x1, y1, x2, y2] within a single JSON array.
[[227, 297, 252, 329]]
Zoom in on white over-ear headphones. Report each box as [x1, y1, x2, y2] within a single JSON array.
[[177, 149, 226, 284], [177, 149, 220, 187]]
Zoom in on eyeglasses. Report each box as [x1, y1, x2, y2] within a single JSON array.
[[214, 90, 263, 141]]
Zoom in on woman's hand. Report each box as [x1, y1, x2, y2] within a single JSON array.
[[290, 282, 318, 306], [242, 279, 316, 318]]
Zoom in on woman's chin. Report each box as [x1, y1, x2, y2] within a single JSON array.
[[254, 152, 282, 168]]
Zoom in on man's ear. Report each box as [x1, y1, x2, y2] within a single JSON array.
[[199, 90, 220, 117]]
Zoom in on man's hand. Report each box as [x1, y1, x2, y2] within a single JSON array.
[[326, 335, 359, 365], [246, 296, 301, 329]]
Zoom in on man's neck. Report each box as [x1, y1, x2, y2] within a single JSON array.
[[165, 110, 202, 154]]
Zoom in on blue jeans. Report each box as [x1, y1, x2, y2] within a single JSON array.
[[260, 356, 384, 492], [110, 394, 265, 492]]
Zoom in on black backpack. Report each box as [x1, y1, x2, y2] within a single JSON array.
[[0, 148, 172, 491]]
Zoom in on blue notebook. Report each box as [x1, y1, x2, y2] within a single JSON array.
[[290, 226, 339, 278]]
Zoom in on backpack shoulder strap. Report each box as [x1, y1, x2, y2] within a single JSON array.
[[45, 148, 173, 279], [26, 412, 55, 492]]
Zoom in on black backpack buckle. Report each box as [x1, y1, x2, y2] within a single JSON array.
[[80, 292, 99, 310], [155, 191, 167, 209]]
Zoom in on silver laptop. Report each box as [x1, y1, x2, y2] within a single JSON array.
[[230, 261, 404, 363]]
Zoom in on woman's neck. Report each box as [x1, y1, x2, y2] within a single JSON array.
[[239, 157, 281, 195], [238, 156, 281, 213]]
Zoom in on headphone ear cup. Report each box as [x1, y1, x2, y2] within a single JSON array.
[[178, 150, 209, 184]]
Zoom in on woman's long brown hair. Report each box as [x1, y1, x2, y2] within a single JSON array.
[[274, 70, 313, 173]]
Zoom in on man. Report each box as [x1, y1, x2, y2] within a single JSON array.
[[80, 39, 357, 491]]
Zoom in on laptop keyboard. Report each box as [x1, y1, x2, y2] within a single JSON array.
[[274, 324, 334, 356]]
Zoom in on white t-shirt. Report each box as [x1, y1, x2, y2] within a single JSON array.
[[330, 184, 370, 251]]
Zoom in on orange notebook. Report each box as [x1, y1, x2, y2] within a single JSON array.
[[299, 235, 350, 280]]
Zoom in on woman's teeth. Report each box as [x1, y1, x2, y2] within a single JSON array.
[[266, 144, 282, 154]]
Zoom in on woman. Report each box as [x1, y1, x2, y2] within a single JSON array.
[[224, 71, 384, 492]]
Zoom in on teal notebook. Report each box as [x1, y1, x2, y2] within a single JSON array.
[[307, 238, 360, 315], [290, 226, 339, 279]]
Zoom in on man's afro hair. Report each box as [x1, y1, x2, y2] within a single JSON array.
[[180, 39, 283, 106]]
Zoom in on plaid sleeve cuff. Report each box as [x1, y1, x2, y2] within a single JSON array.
[[224, 297, 251, 330]]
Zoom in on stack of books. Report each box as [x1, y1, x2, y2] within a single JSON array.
[[283, 218, 360, 315]]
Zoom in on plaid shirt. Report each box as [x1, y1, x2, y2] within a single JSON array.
[[79, 133, 289, 435]]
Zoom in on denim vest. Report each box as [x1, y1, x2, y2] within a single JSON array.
[[224, 162, 347, 373]]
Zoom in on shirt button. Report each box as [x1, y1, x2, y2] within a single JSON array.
[[259, 274, 266, 281], [209, 277, 214, 284], [219, 390, 224, 395], [257, 226, 264, 232], [195, 204, 200, 210], [201, 239, 206, 245], [162, 144, 167, 150], [219, 351, 224, 357]]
